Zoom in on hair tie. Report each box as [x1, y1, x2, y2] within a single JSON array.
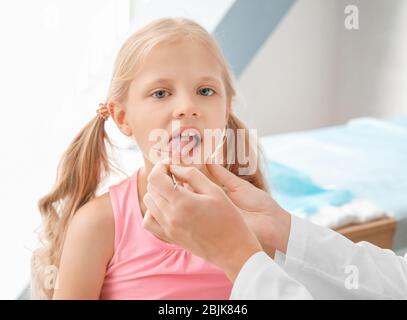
[[96, 103, 110, 120]]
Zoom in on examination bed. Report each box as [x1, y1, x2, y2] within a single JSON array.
[[260, 116, 407, 251]]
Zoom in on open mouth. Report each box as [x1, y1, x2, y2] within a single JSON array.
[[169, 127, 202, 157]]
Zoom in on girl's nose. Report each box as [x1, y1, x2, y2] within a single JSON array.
[[173, 102, 200, 120]]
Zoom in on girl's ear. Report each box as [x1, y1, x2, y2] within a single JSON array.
[[108, 103, 132, 137]]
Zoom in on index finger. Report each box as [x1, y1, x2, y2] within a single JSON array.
[[149, 160, 203, 203]]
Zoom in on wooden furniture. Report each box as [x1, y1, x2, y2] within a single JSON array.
[[335, 217, 397, 249]]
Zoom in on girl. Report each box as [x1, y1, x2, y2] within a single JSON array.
[[32, 17, 267, 300]]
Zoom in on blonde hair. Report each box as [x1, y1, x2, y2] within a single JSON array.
[[32, 17, 268, 299]]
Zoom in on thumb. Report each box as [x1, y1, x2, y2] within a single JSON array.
[[206, 163, 247, 191], [169, 165, 215, 194]]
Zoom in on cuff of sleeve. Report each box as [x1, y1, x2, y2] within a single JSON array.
[[284, 214, 309, 267], [230, 251, 273, 299]]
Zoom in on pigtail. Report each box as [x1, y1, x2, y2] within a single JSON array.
[[225, 113, 268, 192], [32, 113, 111, 299]]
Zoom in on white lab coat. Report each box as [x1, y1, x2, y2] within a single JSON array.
[[230, 215, 407, 299]]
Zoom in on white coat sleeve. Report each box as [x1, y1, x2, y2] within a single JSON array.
[[230, 251, 314, 299], [275, 214, 407, 299]]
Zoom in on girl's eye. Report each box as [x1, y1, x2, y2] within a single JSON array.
[[151, 90, 170, 99], [198, 87, 215, 96]]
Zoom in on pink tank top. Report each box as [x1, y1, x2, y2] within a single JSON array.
[[99, 168, 232, 299]]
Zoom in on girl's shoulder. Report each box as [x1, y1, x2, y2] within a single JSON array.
[[75, 192, 114, 227], [77, 192, 114, 236], [55, 193, 115, 298], [66, 192, 115, 263]]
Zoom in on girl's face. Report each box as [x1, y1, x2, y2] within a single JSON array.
[[120, 39, 231, 171]]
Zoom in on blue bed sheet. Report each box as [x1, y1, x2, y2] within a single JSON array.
[[260, 116, 407, 220], [265, 160, 353, 215]]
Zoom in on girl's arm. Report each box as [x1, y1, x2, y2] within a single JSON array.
[[52, 194, 115, 300]]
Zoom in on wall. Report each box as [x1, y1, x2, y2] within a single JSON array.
[[237, 0, 407, 136]]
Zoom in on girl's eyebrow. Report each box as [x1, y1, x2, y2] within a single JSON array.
[[145, 78, 172, 86], [144, 76, 222, 88], [196, 76, 222, 85], [141, 78, 172, 92]]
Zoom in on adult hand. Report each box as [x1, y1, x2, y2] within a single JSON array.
[[142, 161, 263, 282], [206, 164, 291, 256]]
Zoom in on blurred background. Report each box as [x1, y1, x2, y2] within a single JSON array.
[[0, 0, 406, 299]]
